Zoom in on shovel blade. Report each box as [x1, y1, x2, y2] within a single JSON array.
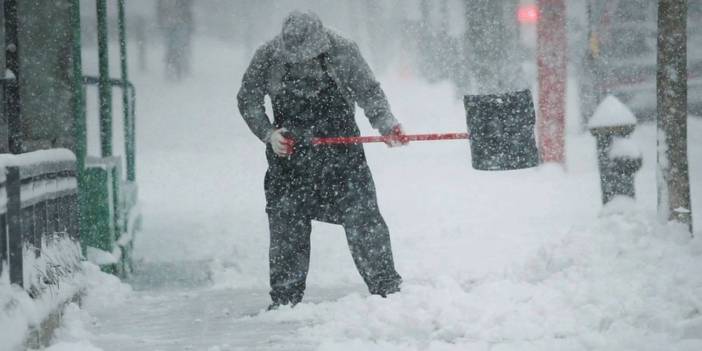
[[464, 89, 540, 171]]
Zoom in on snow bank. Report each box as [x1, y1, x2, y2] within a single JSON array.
[[0, 279, 34, 351], [251, 208, 702, 351], [38, 263, 130, 351], [25, 237, 82, 293], [86, 247, 120, 266], [0, 237, 83, 351], [44, 341, 104, 351], [0, 260, 130, 351], [80, 262, 132, 313], [588, 95, 638, 128], [43, 303, 105, 351]]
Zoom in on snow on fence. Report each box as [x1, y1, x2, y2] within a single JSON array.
[[0, 149, 81, 294]]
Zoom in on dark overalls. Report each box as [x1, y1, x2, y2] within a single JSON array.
[[264, 54, 402, 305]]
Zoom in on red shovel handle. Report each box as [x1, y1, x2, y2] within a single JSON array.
[[312, 132, 470, 146]]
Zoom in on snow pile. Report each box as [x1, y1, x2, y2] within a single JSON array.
[[85, 247, 120, 266], [23, 237, 82, 296], [42, 303, 104, 351], [80, 262, 132, 312], [0, 277, 35, 351], [0, 237, 83, 351], [253, 204, 702, 350], [39, 263, 131, 351], [588, 95, 638, 128], [43, 340, 103, 351], [0, 261, 130, 351]]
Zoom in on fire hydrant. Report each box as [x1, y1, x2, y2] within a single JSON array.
[[588, 95, 643, 204]]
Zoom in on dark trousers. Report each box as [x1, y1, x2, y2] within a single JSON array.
[[268, 205, 402, 304]]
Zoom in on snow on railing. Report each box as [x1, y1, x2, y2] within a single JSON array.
[[0, 149, 80, 293]]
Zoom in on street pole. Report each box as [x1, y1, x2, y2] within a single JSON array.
[[657, 0, 692, 232], [536, 0, 567, 164]]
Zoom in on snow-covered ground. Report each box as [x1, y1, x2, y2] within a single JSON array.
[[42, 36, 702, 351]]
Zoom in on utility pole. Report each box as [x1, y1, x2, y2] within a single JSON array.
[[657, 0, 692, 233]]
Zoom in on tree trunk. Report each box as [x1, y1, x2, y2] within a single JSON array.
[[657, 0, 693, 232]]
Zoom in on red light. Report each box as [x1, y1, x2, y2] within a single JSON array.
[[518, 4, 539, 24]]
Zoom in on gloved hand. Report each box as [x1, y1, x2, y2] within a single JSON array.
[[384, 124, 409, 147], [269, 128, 295, 157]]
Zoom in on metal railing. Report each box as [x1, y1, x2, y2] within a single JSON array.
[[82, 75, 137, 182], [1, 0, 139, 282], [73, 0, 136, 183], [0, 150, 80, 291], [74, 0, 140, 275]]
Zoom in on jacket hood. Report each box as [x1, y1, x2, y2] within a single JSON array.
[[278, 11, 331, 63]]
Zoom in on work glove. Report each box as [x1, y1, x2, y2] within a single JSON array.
[[384, 124, 409, 147], [269, 128, 295, 157]]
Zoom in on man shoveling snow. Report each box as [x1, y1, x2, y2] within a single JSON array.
[[237, 11, 406, 310]]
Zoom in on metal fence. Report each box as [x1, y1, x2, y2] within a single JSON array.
[[1, 0, 139, 286], [0, 150, 79, 290]]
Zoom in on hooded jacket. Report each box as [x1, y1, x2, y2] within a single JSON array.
[[237, 12, 398, 143]]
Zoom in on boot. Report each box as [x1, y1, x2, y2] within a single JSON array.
[[267, 295, 302, 311]]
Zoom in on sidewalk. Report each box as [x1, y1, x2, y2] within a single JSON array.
[[87, 284, 314, 351]]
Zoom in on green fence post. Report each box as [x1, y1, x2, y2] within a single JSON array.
[[71, 0, 88, 254], [6, 167, 23, 287], [96, 0, 112, 157], [71, 0, 86, 175], [118, 0, 135, 181], [129, 85, 136, 181], [81, 158, 118, 268]]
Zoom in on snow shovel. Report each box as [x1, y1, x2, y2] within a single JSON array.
[[312, 89, 540, 171]]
